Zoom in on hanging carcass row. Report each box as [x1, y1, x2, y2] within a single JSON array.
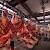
[[0, 29, 12, 45], [1, 9, 12, 34], [22, 21, 38, 48], [11, 13, 36, 48], [0, 9, 13, 45]]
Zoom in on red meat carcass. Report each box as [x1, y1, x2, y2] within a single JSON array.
[[0, 29, 12, 45], [26, 22, 36, 32]]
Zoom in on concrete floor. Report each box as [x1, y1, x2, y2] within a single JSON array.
[[0, 36, 50, 50], [31, 36, 50, 50]]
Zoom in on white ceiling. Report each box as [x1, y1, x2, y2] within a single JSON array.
[[26, 0, 41, 13], [26, 0, 50, 13]]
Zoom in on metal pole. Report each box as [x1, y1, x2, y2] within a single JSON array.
[[42, 6, 45, 23], [41, 0, 45, 23]]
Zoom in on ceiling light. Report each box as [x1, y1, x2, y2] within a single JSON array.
[[37, 17, 43, 19], [40, 8, 50, 13], [7, 8, 13, 12], [45, 20, 50, 22], [45, 15, 50, 18], [31, 18, 36, 20], [24, 18, 29, 21], [0, 4, 3, 7], [40, 21, 44, 22]]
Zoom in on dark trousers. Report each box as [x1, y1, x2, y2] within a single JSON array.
[[10, 41, 14, 50]]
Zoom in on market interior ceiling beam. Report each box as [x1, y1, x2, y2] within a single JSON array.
[[32, 11, 50, 17], [39, 11, 50, 17], [9, 0, 18, 7], [6, 0, 27, 7], [39, 22, 50, 25]]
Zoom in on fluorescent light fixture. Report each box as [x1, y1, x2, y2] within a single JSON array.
[[0, 4, 3, 7], [31, 18, 36, 20], [37, 17, 43, 19], [7, 8, 13, 12], [45, 20, 50, 22], [45, 15, 50, 19], [40, 9, 50, 13], [24, 18, 29, 21], [40, 21, 44, 23], [0, 4, 13, 13], [0, 4, 6, 9]]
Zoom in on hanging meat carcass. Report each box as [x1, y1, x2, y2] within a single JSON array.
[[0, 29, 12, 45], [26, 23, 37, 42], [36, 26, 40, 34], [0, 22, 4, 37], [1, 9, 12, 35], [11, 13, 26, 36], [39, 29, 43, 35], [26, 21, 36, 35], [26, 21, 36, 32], [0, 9, 13, 45], [0, 9, 8, 27], [36, 26, 43, 35]]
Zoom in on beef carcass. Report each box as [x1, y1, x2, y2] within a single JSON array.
[[0, 29, 12, 45]]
